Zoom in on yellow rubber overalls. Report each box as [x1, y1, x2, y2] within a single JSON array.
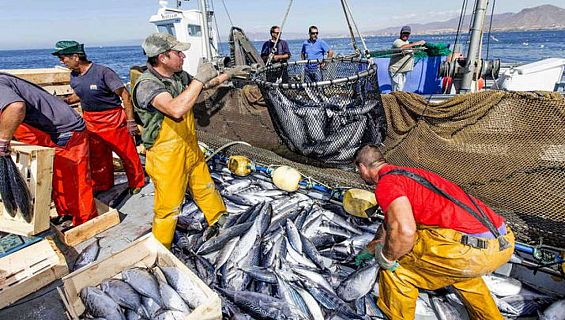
[[134, 68, 226, 248], [377, 226, 515, 320]]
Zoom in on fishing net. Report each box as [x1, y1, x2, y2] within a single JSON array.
[[381, 91, 565, 248], [252, 57, 387, 167]]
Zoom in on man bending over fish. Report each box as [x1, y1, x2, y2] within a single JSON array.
[[0, 73, 97, 226], [354, 144, 515, 320]]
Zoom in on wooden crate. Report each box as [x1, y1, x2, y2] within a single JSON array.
[[0, 237, 68, 309], [60, 234, 222, 320], [0, 142, 55, 237], [0, 68, 73, 96], [53, 199, 120, 247]]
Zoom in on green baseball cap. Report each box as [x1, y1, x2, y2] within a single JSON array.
[[142, 32, 191, 58], [51, 40, 85, 56]]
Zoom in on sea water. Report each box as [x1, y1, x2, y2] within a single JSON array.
[[1, 30, 563, 81]]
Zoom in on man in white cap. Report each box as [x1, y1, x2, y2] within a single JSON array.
[[388, 26, 426, 91], [132, 32, 247, 248]]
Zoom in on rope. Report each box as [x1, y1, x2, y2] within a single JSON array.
[[341, 0, 370, 57], [340, 0, 360, 55], [211, 0, 223, 46], [445, 0, 469, 93], [266, 0, 294, 66], [220, 0, 234, 26], [204, 141, 252, 162], [485, 0, 496, 59]]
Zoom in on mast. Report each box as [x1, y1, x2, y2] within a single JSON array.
[[460, 0, 489, 93], [199, 0, 212, 61]]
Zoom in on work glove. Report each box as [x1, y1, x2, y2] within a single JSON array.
[[224, 65, 252, 79], [194, 61, 219, 85], [126, 119, 139, 136], [0, 138, 11, 157], [354, 249, 375, 267], [204, 213, 227, 240], [374, 242, 400, 272]]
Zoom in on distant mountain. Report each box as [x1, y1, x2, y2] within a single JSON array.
[[371, 4, 565, 35]]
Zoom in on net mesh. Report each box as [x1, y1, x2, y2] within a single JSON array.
[[252, 57, 387, 167], [381, 91, 565, 248]]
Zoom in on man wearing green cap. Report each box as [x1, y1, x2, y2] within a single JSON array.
[[132, 32, 249, 248], [52, 40, 145, 195]]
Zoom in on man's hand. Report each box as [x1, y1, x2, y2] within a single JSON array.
[[194, 62, 219, 85], [224, 65, 251, 79], [126, 119, 139, 136], [367, 239, 383, 255], [374, 242, 399, 272], [414, 40, 426, 46], [0, 138, 11, 157]]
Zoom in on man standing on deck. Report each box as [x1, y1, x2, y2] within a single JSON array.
[[301, 25, 334, 82], [132, 33, 248, 248], [388, 26, 425, 91], [53, 40, 145, 195], [0, 73, 97, 227], [354, 144, 515, 320], [261, 25, 291, 83]]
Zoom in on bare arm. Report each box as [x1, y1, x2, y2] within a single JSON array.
[[400, 40, 426, 49], [115, 87, 134, 120], [64, 92, 80, 105], [273, 53, 290, 61], [367, 223, 387, 253], [151, 74, 229, 120], [0, 102, 26, 140], [381, 196, 417, 260]]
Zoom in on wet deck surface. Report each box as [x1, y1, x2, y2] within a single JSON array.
[[0, 182, 156, 320]]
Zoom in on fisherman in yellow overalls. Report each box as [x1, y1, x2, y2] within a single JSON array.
[[354, 145, 515, 320], [132, 33, 247, 248]]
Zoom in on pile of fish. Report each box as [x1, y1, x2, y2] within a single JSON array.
[[79, 265, 209, 320], [170, 162, 565, 320], [0, 155, 33, 222]]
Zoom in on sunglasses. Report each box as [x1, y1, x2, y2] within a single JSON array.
[[310, 32, 318, 35]]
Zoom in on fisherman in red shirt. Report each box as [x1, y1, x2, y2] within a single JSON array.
[[354, 144, 515, 320]]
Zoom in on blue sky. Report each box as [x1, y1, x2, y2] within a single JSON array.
[[0, 0, 562, 49]]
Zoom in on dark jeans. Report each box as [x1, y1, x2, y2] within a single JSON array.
[[266, 67, 289, 83], [305, 68, 322, 82]]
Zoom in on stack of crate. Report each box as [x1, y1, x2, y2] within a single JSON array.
[[0, 142, 68, 309]]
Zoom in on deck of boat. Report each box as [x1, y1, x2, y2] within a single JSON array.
[[0, 182, 156, 320]]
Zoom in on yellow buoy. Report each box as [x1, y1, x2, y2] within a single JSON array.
[[272, 166, 302, 192], [227, 155, 253, 176], [342, 188, 377, 218]]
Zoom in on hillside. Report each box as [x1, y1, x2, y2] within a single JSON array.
[[371, 4, 565, 35]]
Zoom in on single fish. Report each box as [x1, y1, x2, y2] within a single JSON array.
[[0, 156, 17, 217], [141, 296, 161, 318], [122, 267, 163, 307], [73, 237, 102, 271], [539, 299, 565, 320], [160, 266, 208, 309], [5, 156, 33, 222], [336, 261, 379, 302], [125, 308, 149, 320], [216, 287, 293, 320], [100, 279, 148, 318], [153, 310, 190, 320], [158, 281, 191, 313], [80, 286, 126, 320], [483, 274, 523, 297]]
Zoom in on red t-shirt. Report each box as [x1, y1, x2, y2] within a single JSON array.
[[375, 164, 505, 234]]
